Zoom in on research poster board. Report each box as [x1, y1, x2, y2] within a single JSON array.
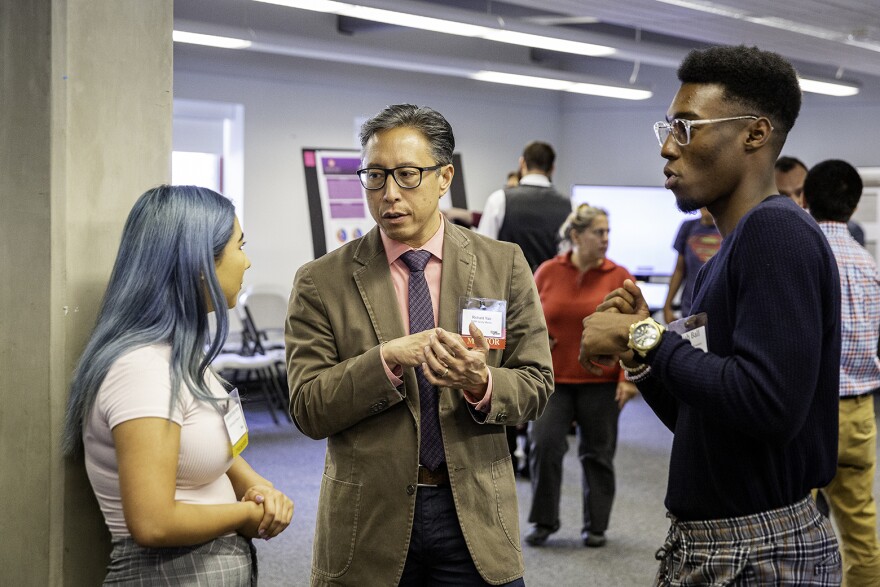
[[302, 148, 374, 258], [303, 148, 468, 258]]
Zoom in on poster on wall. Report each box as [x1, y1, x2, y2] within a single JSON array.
[[303, 148, 469, 259], [302, 148, 374, 258]]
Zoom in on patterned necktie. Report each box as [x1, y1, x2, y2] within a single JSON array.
[[401, 250, 445, 471]]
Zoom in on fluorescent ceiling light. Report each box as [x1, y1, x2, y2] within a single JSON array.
[[173, 30, 252, 49], [470, 71, 575, 91], [253, 0, 615, 57], [471, 71, 652, 100], [799, 77, 859, 97]]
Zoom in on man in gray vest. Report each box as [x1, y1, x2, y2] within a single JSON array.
[[477, 141, 572, 272], [477, 141, 572, 476]]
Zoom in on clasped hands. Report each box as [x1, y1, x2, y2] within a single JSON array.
[[240, 484, 294, 540], [383, 322, 491, 400], [579, 279, 651, 376]]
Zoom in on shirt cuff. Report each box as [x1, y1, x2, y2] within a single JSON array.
[[380, 343, 403, 387], [462, 370, 492, 413]]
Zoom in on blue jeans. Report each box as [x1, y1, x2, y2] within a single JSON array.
[[399, 486, 526, 586]]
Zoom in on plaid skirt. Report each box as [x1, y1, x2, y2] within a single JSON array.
[[653, 496, 841, 586], [104, 535, 257, 586]]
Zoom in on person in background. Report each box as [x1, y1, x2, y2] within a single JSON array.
[[477, 141, 572, 477], [805, 159, 880, 587], [662, 207, 721, 323], [286, 104, 553, 586], [580, 45, 842, 585], [62, 185, 293, 584], [525, 204, 638, 548], [476, 141, 572, 272], [441, 169, 519, 229], [776, 155, 866, 245]]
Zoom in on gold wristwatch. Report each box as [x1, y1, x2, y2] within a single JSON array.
[[628, 317, 666, 358]]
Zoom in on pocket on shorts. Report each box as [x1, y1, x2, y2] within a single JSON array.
[[671, 546, 749, 586], [813, 548, 842, 582], [312, 474, 362, 578]]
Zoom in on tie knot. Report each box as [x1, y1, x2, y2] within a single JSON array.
[[401, 249, 432, 273]]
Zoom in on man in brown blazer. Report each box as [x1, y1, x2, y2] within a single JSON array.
[[286, 104, 553, 586]]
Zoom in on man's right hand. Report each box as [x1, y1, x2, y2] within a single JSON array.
[[579, 280, 651, 375], [381, 331, 436, 369]]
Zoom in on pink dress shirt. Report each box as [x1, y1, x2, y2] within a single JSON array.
[[379, 216, 492, 411]]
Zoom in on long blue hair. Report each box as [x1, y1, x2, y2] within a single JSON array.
[[62, 185, 235, 456]]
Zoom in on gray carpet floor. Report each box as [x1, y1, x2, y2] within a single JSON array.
[[240, 394, 880, 586]]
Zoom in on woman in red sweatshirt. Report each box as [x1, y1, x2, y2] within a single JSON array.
[[524, 203, 638, 548]]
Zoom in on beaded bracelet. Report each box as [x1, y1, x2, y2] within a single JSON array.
[[619, 359, 653, 383]]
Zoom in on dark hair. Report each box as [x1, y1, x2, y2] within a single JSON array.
[[63, 186, 236, 456], [678, 45, 801, 136], [775, 155, 808, 173], [359, 104, 455, 165], [804, 159, 863, 222], [522, 141, 555, 173]]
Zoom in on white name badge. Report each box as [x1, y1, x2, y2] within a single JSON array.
[[224, 388, 249, 458], [667, 312, 709, 353], [461, 308, 503, 338], [459, 297, 508, 349]]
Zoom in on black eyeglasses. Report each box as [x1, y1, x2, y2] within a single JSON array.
[[356, 164, 443, 190]]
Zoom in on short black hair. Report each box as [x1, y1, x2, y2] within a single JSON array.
[[775, 156, 808, 173], [678, 45, 801, 135], [359, 104, 455, 165], [522, 141, 555, 173], [803, 159, 863, 222]]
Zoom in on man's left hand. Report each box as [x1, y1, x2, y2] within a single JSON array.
[[423, 322, 490, 400]]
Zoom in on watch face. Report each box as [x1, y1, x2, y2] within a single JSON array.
[[633, 323, 660, 349]]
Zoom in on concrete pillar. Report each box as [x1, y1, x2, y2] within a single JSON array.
[[0, 0, 172, 583]]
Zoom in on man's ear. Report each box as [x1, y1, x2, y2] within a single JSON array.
[[438, 163, 454, 194], [744, 117, 773, 151]]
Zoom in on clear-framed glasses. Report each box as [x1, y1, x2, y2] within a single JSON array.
[[356, 164, 443, 190], [653, 116, 759, 147]]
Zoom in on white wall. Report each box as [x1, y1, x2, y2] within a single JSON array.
[[174, 53, 565, 291], [175, 51, 880, 291]]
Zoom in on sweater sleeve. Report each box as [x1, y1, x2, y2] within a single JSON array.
[[647, 206, 839, 443]]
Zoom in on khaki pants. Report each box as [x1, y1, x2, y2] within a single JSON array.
[[821, 394, 880, 587]]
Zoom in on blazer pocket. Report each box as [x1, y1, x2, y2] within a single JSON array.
[[312, 474, 362, 578], [491, 455, 522, 551]]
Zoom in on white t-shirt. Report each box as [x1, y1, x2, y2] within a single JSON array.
[[84, 344, 237, 539]]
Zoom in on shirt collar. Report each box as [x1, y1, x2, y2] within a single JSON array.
[[519, 173, 552, 187], [380, 213, 445, 265], [818, 220, 849, 237]]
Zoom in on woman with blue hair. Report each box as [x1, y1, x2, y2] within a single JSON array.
[[63, 185, 293, 585]]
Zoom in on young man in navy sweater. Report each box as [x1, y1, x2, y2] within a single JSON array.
[[580, 45, 842, 585]]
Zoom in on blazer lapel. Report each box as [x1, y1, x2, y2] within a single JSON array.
[[439, 220, 477, 334], [352, 227, 406, 344]]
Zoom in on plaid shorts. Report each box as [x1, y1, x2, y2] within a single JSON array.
[[653, 496, 841, 586], [104, 535, 257, 586]]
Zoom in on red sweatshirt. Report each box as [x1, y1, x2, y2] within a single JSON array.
[[534, 253, 635, 384]]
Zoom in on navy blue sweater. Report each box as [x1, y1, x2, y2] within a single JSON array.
[[641, 196, 840, 520]]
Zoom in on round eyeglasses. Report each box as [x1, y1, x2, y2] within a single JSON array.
[[356, 164, 443, 190], [653, 116, 759, 147]]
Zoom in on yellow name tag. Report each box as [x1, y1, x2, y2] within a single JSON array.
[[224, 388, 249, 458]]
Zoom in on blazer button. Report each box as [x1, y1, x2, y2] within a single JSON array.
[[495, 413, 508, 423], [406, 484, 416, 495]]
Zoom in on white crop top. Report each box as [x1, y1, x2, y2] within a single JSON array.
[[84, 344, 237, 539]]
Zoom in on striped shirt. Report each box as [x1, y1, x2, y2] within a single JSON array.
[[819, 221, 880, 397]]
